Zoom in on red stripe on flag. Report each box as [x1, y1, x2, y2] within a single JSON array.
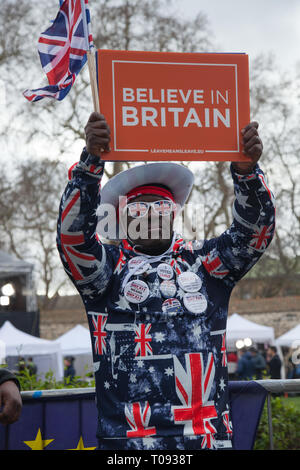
[[60, 233, 85, 245], [61, 245, 83, 281], [39, 37, 66, 47], [66, 246, 95, 261], [70, 47, 86, 56], [47, 50, 72, 85]]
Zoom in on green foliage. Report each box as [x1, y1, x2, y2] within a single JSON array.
[[254, 396, 300, 450], [14, 366, 95, 391]]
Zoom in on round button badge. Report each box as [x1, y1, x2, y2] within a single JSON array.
[[128, 257, 151, 275], [162, 298, 182, 316], [178, 272, 202, 292], [157, 263, 174, 280], [183, 292, 207, 314], [160, 280, 177, 298], [124, 279, 150, 304]]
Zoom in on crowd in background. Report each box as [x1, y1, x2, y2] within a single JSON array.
[[228, 346, 300, 381]]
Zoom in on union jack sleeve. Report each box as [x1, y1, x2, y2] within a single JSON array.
[[200, 163, 276, 285], [57, 148, 113, 299]]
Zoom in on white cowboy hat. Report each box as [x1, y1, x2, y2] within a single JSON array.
[[97, 162, 194, 240]]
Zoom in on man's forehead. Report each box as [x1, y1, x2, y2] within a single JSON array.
[[129, 194, 170, 203]]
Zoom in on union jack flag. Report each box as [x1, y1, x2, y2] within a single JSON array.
[[172, 352, 218, 436], [221, 332, 227, 367], [170, 258, 183, 275], [91, 314, 107, 355], [249, 224, 274, 252], [202, 250, 229, 279], [201, 432, 217, 449], [23, 0, 93, 102], [60, 188, 98, 281], [153, 200, 174, 216], [113, 250, 127, 275], [258, 173, 276, 207], [125, 401, 157, 438], [222, 409, 233, 435], [134, 324, 152, 357]]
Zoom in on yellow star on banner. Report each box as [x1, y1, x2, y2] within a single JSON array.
[[68, 436, 96, 450], [24, 428, 54, 450]]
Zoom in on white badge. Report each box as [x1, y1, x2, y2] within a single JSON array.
[[183, 292, 207, 314], [157, 263, 174, 280], [178, 272, 202, 292], [124, 279, 150, 304], [162, 298, 182, 315], [160, 280, 177, 298], [128, 257, 151, 275]]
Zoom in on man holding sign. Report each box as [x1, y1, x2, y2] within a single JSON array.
[[57, 112, 275, 450]]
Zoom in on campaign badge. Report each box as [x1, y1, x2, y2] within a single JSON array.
[[160, 280, 177, 298], [157, 262, 174, 280], [162, 298, 182, 316], [128, 257, 151, 275], [178, 272, 202, 292], [183, 292, 207, 313], [124, 279, 150, 304]]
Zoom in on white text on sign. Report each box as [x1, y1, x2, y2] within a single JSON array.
[[121, 88, 231, 128]]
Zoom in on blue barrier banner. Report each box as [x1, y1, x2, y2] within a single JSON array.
[[0, 381, 267, 450], [229, 381, 268, 450]]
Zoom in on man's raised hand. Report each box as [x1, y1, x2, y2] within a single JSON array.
[[233, 121, 263, 174], [85, 112, 111, 157]]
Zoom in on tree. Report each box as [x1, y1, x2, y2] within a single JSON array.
[[0, 159, 73, 308], [0, 0, 213, 304], [1, 0, 299, 303]]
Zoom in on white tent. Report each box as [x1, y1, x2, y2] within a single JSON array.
[[55, 325, 93, 378], [226, 313, 275, 349], [55, 324, 92, 355], [276, 324, 300, 348], [0, 339, 5, 363], [0, 321, 63, 380]]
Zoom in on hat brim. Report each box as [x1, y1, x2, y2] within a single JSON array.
[[97, 162, 194, 240]]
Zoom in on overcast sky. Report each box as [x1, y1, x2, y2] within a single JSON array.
[[179, 0, 300, 70]]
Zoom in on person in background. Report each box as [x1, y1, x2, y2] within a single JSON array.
[[27, 357, 37, 376], [64, 356, 76, 383], [227, 351, 238, 380], [250, 347, 266, 380], [266, 346, 282, 379], [17, 357, 26, 373], [0, 368, 22, 425], [237, 349, 255, 380]]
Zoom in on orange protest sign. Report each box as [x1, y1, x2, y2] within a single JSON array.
[[96, 50, 251, 162]]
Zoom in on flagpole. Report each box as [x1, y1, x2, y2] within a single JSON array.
[[87, 49, 100, 113], [81, 0, 100, 113]]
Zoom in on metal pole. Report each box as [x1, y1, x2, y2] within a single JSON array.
[[266, 393, 274, 450]]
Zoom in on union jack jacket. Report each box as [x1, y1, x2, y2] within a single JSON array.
[[57, 149, 275, 450]]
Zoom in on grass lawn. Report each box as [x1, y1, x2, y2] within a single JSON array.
[[283, 395, 300, 411]]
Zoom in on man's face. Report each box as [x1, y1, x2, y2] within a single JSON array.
[[267, 348, 274, 357], [122, 194, 175, 252]]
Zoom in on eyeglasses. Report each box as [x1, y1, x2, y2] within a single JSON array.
[[124, 200, 175, 218]]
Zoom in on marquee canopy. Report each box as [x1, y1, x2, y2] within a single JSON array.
[[0, 321, 63, 379], [55, 324, 92, 356], [226, 313, 275, 349], [276, 324, 300, 348]]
